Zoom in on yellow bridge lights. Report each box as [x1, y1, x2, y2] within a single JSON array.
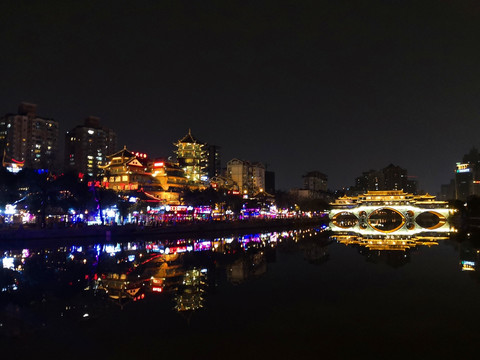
[[329, 191, 453, 236]]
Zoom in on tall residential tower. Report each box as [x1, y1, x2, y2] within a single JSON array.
[[0, 102, 59, 171], [64, 116, 117, 177]]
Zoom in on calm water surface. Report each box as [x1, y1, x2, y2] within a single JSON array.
[[1, 227, 480, 359]]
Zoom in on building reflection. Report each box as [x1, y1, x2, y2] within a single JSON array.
[[456, 234, 480, 274], [228, 251, 267, 284], [0, 226, 328, 337], [174, 268, 207, 312]]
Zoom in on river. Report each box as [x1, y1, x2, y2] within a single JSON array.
[[1, 225, 480, 359]]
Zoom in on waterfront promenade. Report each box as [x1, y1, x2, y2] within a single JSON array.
[[0, 216, 328, 243]]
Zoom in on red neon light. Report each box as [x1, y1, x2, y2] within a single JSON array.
[[134, 152, 148, 158], [169, 206, 188, 212]]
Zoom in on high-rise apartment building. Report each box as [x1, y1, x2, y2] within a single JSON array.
[[251, 162, 266, 193], [227, 158, 265, 195], [454, 163, 474, 200], [206, 144, 221, 179], [64, 116, 117, 177], [303, 171, 328, 192], [0, 102, 59, 171], [453, 148, 480, 200], [350, 164, 417, 194]]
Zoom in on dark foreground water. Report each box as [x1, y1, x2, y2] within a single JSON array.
[[1, 226, 480, 359]]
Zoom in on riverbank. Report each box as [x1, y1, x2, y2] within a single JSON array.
[[0, 217, 328, 243]]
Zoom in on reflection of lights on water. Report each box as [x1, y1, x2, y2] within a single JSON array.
[[194, 241, 211, 251], [104, 244, 121, 255], [71, 246, 83, 253], [2, 257, 14, 270], [2, 285, 18, 292], [461, 260, 476, 272]]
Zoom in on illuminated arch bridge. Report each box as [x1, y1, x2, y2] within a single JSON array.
[[329, 190, 457, 236]]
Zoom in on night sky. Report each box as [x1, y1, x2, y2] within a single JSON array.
[[1, 0, 480, 193]]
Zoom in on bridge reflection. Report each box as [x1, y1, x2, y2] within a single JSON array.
[[329, 232, 452, 268], [330, 234, 448, 251]]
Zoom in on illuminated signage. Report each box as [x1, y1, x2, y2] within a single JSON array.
[[164, 206, 194, 212], [2, 257, 14, 270], [195, 206, 212, 214], [456, 163, 471, 173], [154, 162, 164, 167], [5, 204, 16, 215], [134, 152, 148, 158]]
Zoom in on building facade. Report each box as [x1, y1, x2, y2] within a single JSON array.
[[206, 144, 221, 179], [64, 116, 117, 177], [350, 164, 417, 195], [303, 171, 328, 192], [227, 158, 265, 195], [100, 147, 194, 204], [453, 148, 480, 201], [0, 103, 58, 171]]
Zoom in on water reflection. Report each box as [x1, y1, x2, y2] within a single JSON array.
[[455, 234, 480, 275], [330, 233, 450, 267], [329, 190, 455, 260], [0, 226, 329, 337], [331, 234, 447, 251], [329, 205, 454, 265]]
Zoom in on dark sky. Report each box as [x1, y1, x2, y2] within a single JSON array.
[[1, 0, 480, 193]]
